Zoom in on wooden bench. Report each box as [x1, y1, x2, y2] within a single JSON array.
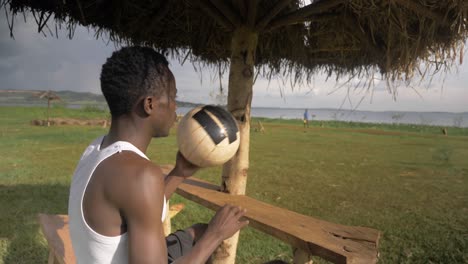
[[37, 214, 76, 264], [173, 177, 381, 264], [38, 178, 380, 264], [38, 206, 184, 264]]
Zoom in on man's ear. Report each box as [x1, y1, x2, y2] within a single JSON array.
[[142, 96, 155, 115]]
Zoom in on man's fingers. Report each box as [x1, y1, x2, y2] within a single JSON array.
[[220, 204, 247, 220], [222, 204, 233, 210], [231, 206, 242, 216], [238, 219, 249, 229], [234, 208, 247, 218], [222, 204, 241, 214]]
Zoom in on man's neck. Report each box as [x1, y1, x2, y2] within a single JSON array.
[[103, 116, 152, 153]]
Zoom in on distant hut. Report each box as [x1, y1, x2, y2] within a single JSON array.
[[37, 90, 62, 126], [0, 89, 62, 126], [3, 0, 467, 262]]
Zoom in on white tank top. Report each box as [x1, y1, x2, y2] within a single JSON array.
[[68, 136, 168, 264]]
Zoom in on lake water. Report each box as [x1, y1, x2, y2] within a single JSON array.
[[177, 107, 468, 128]]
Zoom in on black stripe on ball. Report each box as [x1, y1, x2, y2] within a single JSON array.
[[203, 105, 238, 144], [192, 108, 226, 145]]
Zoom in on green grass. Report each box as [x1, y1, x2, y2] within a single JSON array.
[[1, 106, 467, 263], [253, 117, 468, 136]]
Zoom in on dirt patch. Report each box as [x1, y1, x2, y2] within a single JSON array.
[[31, 118, 110, 127]]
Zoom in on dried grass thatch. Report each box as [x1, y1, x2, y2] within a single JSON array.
[[2, 0, 468, 85]]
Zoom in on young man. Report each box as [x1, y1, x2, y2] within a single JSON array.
[[68, 46, 249, 264], [303, 109, 309, 128]]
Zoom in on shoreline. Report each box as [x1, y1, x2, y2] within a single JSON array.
[[1, 104, 468, 128]]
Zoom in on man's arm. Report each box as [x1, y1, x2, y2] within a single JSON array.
[[121, 164, 168, 263], [164, 167, 186, 200], [123, 163, 249, 264]]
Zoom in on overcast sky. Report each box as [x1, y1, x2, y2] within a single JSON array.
[[1, 11, 467, 112]]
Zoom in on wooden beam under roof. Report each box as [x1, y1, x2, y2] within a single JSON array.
[[255, 0, 293, 31], [267, 0, 344, 30], [210, 0, 242, 27], [198, 0, 234, 30]]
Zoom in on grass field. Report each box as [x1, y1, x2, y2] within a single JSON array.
[[1, 106, 467, 264]]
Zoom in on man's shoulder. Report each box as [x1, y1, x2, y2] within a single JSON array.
[[102, 152, 165, 211], [112, 151, 163, 180], [101, 151, 164, 196]]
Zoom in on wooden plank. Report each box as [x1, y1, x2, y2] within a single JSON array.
[[169, 203, 186, 219], [38, 214, 76, 264], [172, 177, 380, 264]]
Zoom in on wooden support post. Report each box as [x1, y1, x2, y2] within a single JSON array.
[[213, 26, 258, 264]]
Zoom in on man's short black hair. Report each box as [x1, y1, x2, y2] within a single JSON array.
[[100, 46, 174, 117]]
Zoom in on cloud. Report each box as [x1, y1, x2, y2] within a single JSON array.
[[0, 12, 115, 92], [0, 10, 467, 112], [0, 39, 21, 58]]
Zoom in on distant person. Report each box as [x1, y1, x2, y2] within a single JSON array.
[[303, 109, 310, 128], [68, 47, 248, 264]]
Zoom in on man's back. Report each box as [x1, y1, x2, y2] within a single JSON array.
[[68, 137, 167, 264]]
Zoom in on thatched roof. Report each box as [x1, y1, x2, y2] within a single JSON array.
[[3, 0, 468, 83]]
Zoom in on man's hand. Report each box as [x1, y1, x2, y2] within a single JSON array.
[[205, 204, 249, 242], [173, 151, 200, 178], [171, 205, 249, 264], [164, 151, 200, 199]]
